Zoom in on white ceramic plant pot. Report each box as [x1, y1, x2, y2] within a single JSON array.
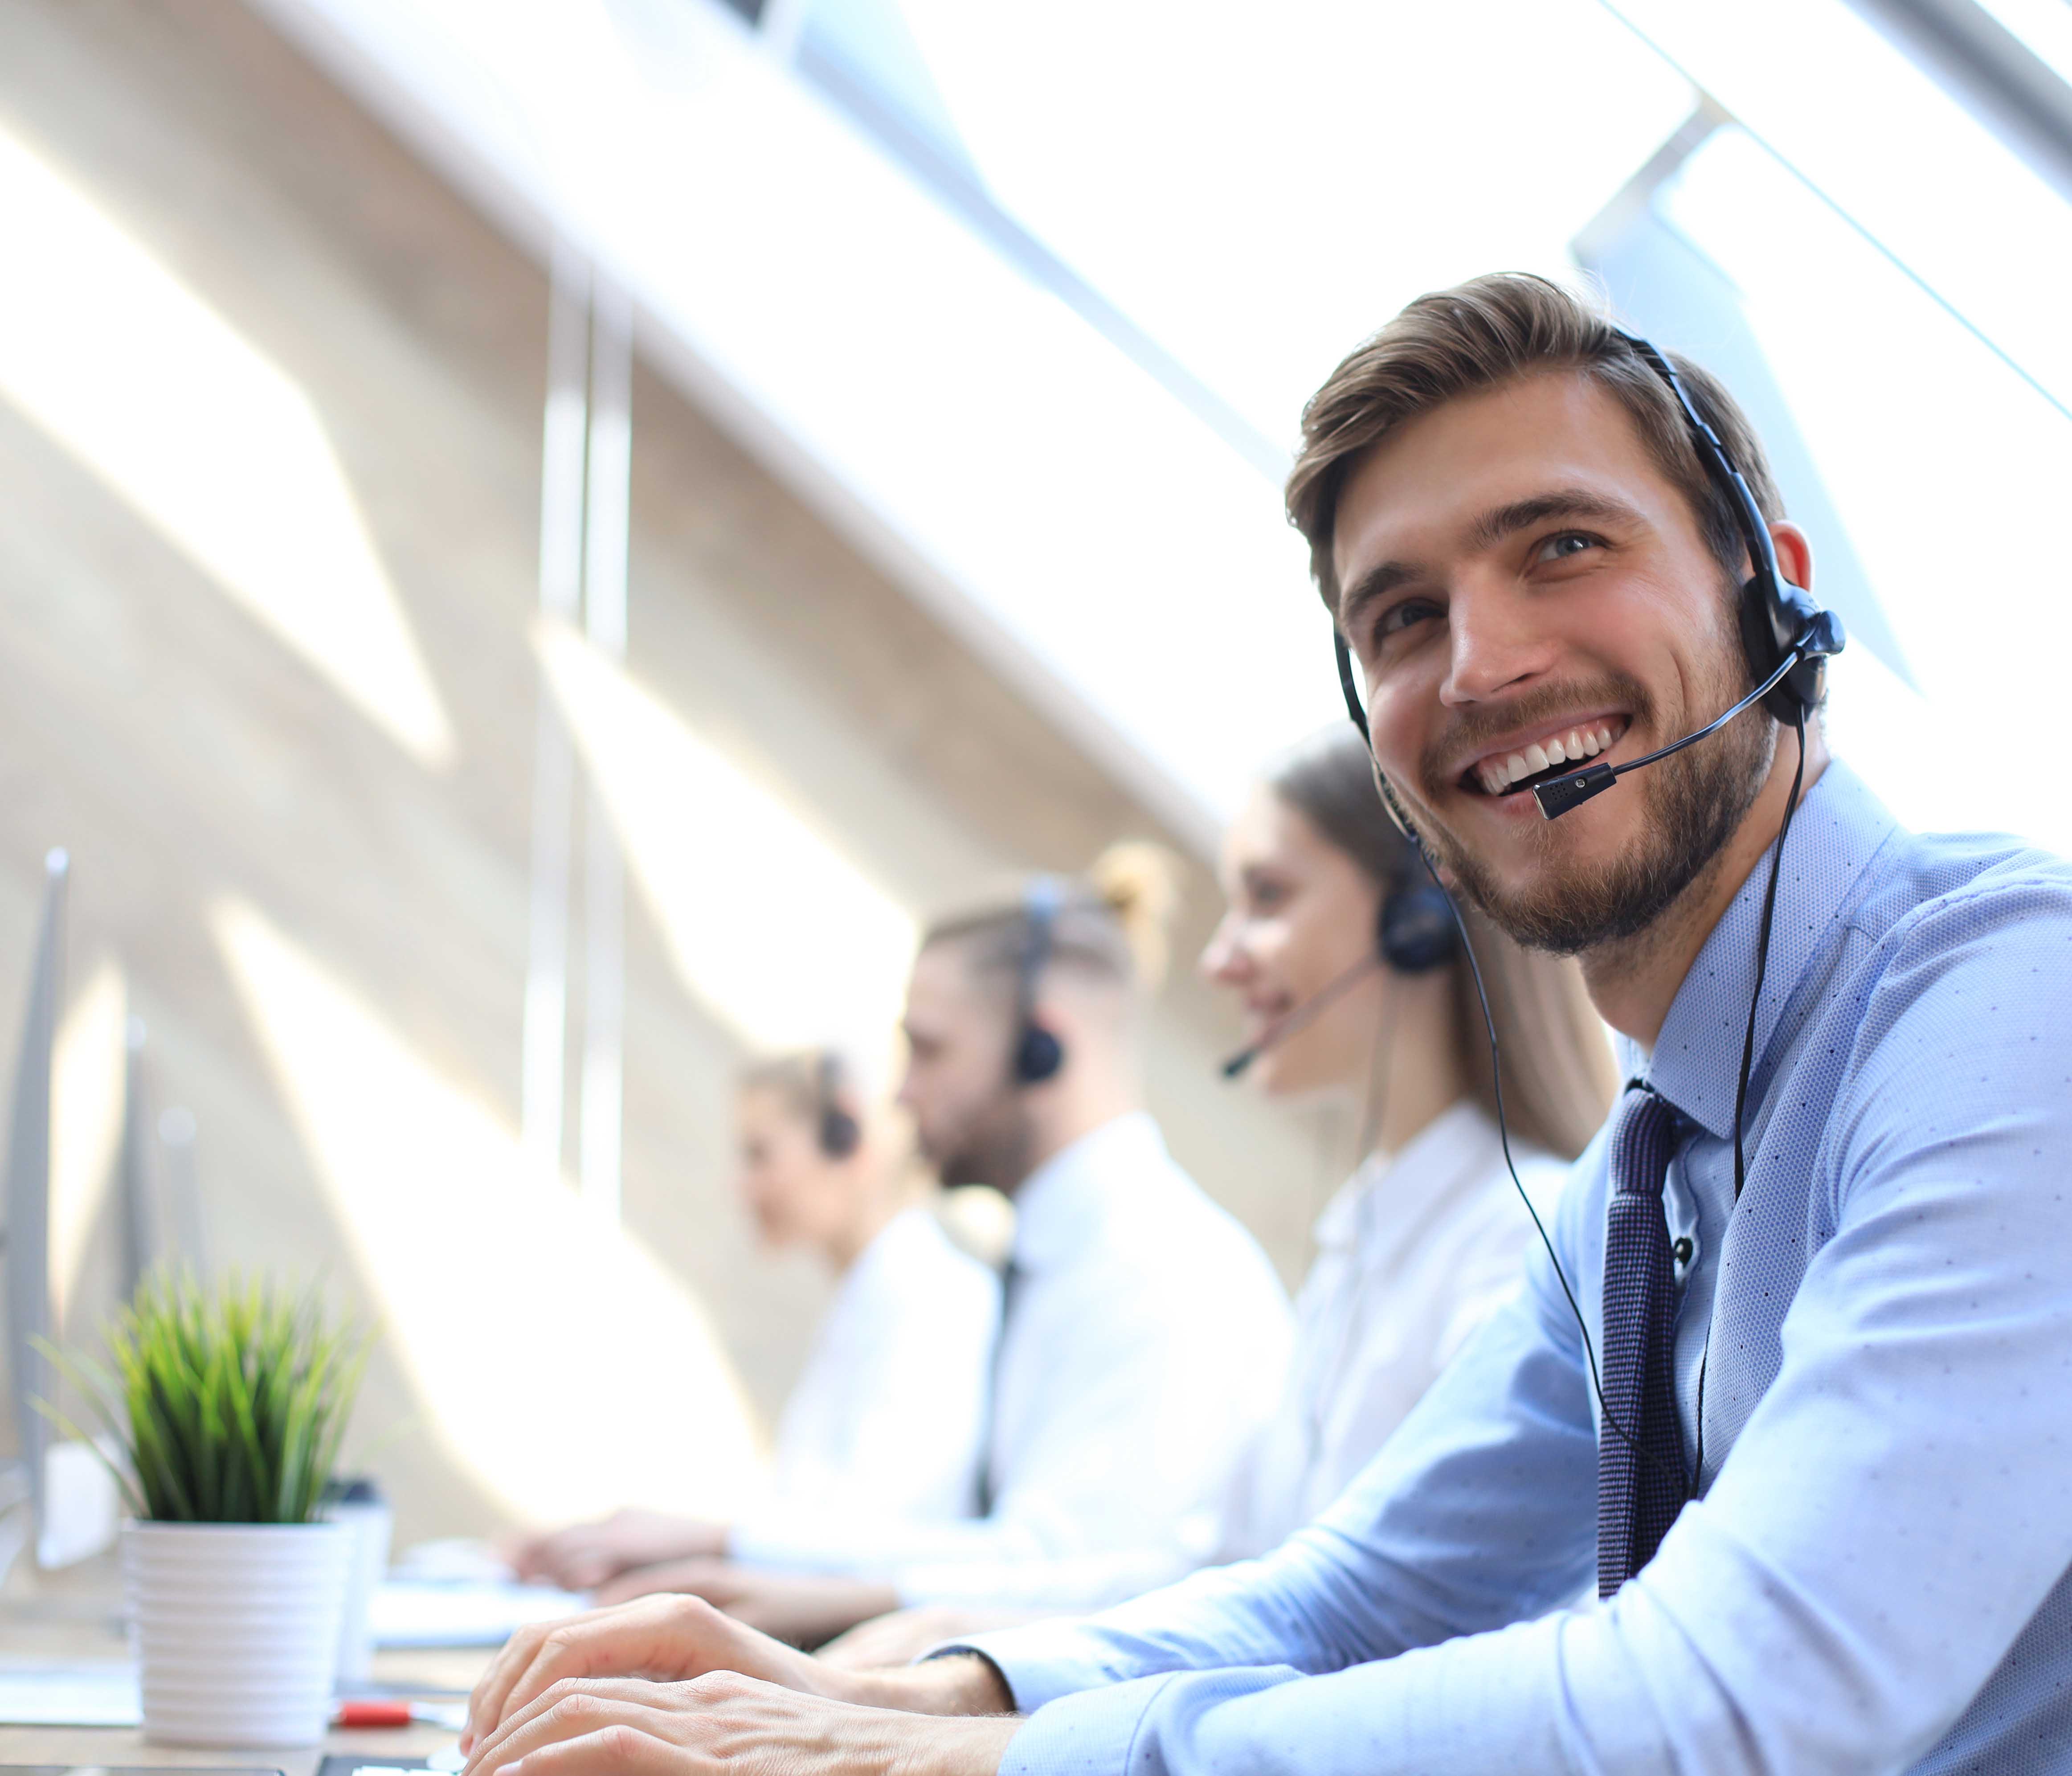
[[123, 1519, 354, 1747]]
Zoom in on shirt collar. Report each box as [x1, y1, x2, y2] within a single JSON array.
[[1313, 1100, 1502, 1253], [1635, 757, 1898, 1141], [1009, 1110, 1167, 1271]]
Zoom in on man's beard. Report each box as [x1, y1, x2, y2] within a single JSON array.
[[928, 1090, 1038, 1194], [1409, 647, 1774, 957]]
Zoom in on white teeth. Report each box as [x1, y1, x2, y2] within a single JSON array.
[[1475, 717, 1632, 791], [1475, 720, 1628, 793]]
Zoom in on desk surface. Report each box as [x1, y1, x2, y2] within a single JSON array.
[[1, 1554, 490, 1776]]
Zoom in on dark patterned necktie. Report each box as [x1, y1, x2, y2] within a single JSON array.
[[974, 1258, 1022, 1518], [1598, 1083, 1689, 1598]]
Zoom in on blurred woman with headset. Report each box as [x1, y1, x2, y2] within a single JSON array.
[[512, 1049, 999, 1592], [1203, 725, 1615, 1557], [819, 726, 1614, 1663]]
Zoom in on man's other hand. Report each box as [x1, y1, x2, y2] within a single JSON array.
[[592, 1557, 897, 1645], [506, 1510, 727, 1591], [461, 1672, 1021, 1776]]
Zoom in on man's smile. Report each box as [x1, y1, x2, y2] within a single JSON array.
[[1453, 712, 1633, 798]]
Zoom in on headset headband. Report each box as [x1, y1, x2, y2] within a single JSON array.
[[1016, 878, 1063, 1015], [1007, 876, 1069, 1086], [1610, 330, 1782, 600]]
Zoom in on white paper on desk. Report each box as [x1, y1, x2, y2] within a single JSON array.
[[370, 1579, 588, 1648], [0, 1657, 143, 1725]]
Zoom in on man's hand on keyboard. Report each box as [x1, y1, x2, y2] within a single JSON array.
[[590, 1556, 898, 1645], [463, 1592, 1020, 1762], [460, 1669, 1020, 1776], [461, 1595, 826, 1750]]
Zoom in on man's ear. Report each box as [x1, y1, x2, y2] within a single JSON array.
[[1770, 520, 1814, 593]]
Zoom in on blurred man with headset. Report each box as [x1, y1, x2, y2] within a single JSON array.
[[511, 845, 1291, 1648], [458, 274, 2072, 1773]]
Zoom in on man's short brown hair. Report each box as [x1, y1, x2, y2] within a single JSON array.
[[1285, 272, 1786, 618]]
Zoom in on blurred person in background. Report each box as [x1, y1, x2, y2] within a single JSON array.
[[1204, 726, 1615, 1558], [517, 845, 1292, 1645], [820, 726, 1614, 1666], [512, 1049, 998, 1590]]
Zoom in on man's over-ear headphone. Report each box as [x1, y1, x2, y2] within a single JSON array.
[[1011, 878, 1066, 1087], [1332, 327, 1844, 824], [1621, 332, 1839, 728], [815, 1049, 861, 1159]]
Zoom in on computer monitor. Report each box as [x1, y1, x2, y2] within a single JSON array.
[[3, 847, 65, 1569], [120, 1015, 160, 1298], [157, 1103, 206, 1276]]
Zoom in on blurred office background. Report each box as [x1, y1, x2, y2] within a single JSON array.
[[1, 0, 2067, 1549]]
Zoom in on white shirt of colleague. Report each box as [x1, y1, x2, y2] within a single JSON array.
[[731, 1112, 1293, 1606], [1218, 1099, 1566, 1558], [761, 1203, 999, 1526]]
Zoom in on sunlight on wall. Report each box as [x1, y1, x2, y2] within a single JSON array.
[[49, 958, 126, 1334], [211, 895, 767, 1526], [535, 619, 919, 1056], [0, 123, 454, 769]]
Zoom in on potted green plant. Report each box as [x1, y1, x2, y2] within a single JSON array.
[[39, 1272, 371, 1746]]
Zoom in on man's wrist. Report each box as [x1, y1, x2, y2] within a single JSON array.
[[844, 1651, 1016, 1717], [895, 1713, 1022, 1776]]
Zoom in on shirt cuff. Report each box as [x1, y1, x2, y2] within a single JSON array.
[[995, 1669, 1314, 1776], [994, 1673, 1182, 1776], [941, 1622, 1133, 1714]]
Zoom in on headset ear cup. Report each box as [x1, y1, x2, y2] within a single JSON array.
[[1740, 573, 1830, 724], [819, 1103, 862, 1159], [1380, 880, 1458, 974], [1014, 1023, 1064, 1086]]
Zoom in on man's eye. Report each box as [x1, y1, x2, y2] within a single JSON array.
[[1374, 597, 1440, 641], [1535, 531, 1600, 564]]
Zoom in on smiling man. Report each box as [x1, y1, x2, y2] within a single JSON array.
[[457, 274, 2072, 1774]]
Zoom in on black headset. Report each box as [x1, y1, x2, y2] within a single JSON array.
[[814, 1049, 861, 1159], [1010, 877, 1067, 1086], [1219, 835, 1455, 1080], [1378, 854, 1456, 974]]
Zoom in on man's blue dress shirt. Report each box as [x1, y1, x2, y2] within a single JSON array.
[[967, 762, 2072, 1773]]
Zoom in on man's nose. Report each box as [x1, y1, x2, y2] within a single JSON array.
[[1441, 581, 1557, 706]]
